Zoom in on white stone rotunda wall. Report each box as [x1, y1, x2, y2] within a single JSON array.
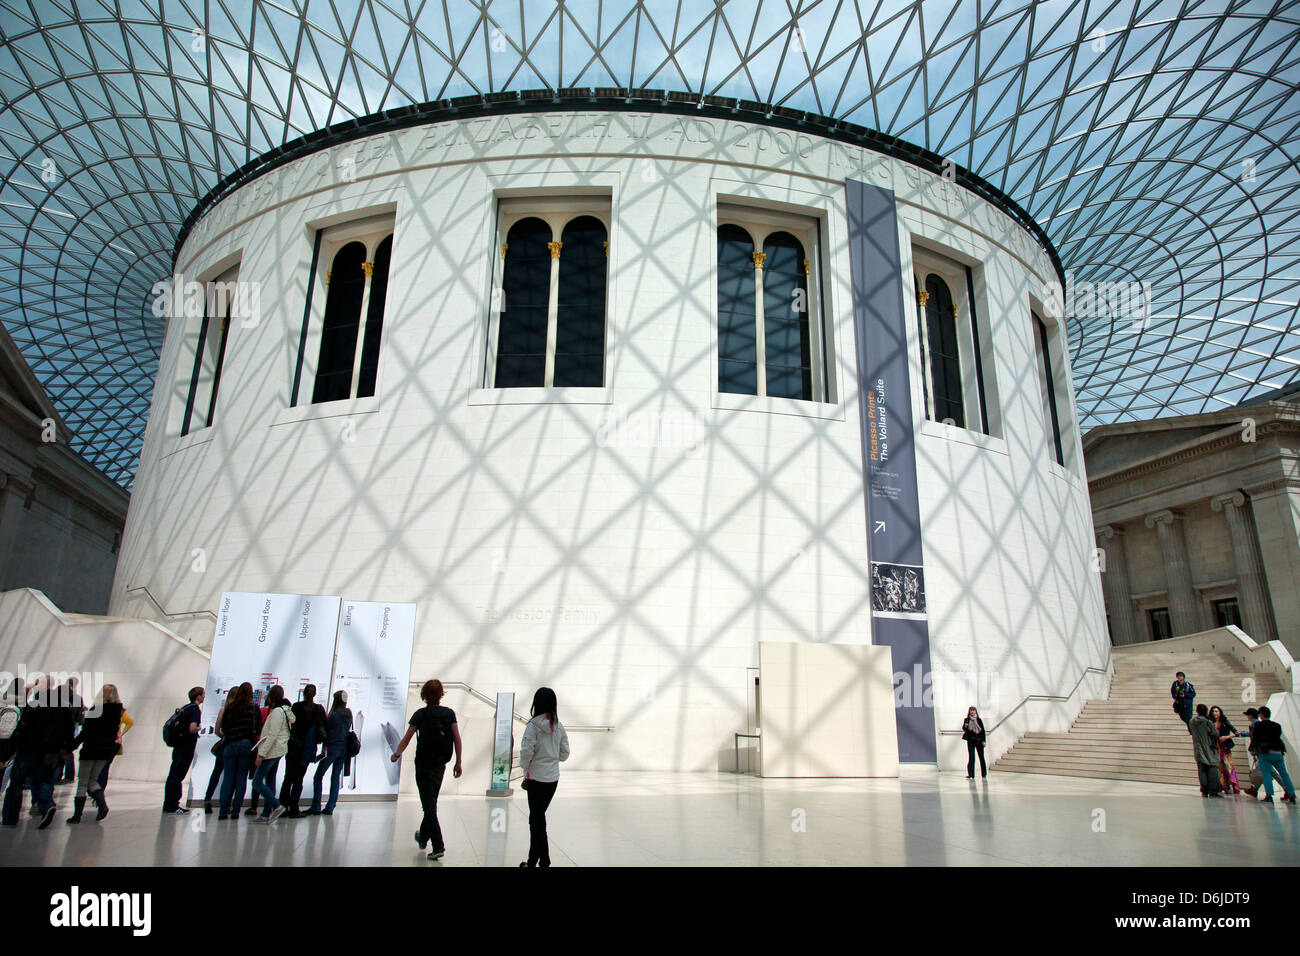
[[111, 110, 1109, 774]]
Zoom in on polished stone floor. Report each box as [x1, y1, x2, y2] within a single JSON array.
[[2, 770, 1297, 867]]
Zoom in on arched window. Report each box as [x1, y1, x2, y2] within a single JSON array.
[[291, 214, 396, 406], [496, 217, 552, 388], [717, 223, 758, 395], [555, 216, 608, 387], [312, 241, 367, 404], [761, 232, 811, 401], [356, 235, 392, 398], [923, 273, 965, 428]]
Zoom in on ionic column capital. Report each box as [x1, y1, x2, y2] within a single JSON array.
[[1144, 509, 1182, 529], [1096, 524, 1124, 540], [1211, 491, 1247, 513]]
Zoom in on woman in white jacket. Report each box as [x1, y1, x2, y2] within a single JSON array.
[[250, 685, 294, 824], [518, 687, 569, 868]]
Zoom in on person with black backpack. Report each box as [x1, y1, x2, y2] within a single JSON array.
[[309, 690, 353, 816], [162, 686, 204, 815], [280, 684, 326, 817], [390, 679, 462, 860]]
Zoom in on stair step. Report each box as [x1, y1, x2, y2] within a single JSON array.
[[998, 753, 1201, 771], [995, 766, 1202, 786]]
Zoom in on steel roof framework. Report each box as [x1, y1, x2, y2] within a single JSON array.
[[0, 0, 1296, 487]]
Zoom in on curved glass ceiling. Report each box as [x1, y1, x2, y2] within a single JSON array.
[[1, 0, 1297, 487]]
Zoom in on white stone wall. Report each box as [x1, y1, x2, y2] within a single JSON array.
[[111, 111, 1107, 771]]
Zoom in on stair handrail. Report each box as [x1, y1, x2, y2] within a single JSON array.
[[124, 585, 218, 622], [937, 655, 1113, 737], [408, 680, 614, 733]]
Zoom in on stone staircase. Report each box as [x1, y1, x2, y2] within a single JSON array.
[[994, 642, 1284, 786]]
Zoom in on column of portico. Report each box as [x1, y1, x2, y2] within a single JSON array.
[[1211, 491, 1278, 643], [1144, 509, 1199, 637], [1095, 525, 1139, 645], [1242, 479, 1300, 658]]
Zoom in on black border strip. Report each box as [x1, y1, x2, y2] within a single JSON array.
[[172, 88, 1064, 284]]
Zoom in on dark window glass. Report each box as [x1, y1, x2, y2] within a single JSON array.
[[762, 232, 812, 401], [717, 224, 758, 395], [1034, 313, 1065, 466], [1149, 607, 1173, 641], [181, 278, 234, 435], [202, 300, 231, 429], [555, 216, 607, 387], [313, 241, 367, 404], [496, 217, 551, 388], [356, 235, 392, 398], [1212, 598, 1241, 628], [180, 309, 212, 437], [923, 273, 964, 428]]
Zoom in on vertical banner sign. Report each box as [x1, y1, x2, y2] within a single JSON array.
[[489, 692, 515, 793], [845, 179, 938, 762], [332, 601, 417, 797], [193, 592, 342, 802]]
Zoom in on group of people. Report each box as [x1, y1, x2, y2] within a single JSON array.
[[0, 676, 134, 828], [1171, 671, 1297, 801], [164, 682, 357, 821], [160, 677, 569, 866]]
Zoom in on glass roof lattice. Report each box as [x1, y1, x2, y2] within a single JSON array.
[[0, 0, 1297, 488]]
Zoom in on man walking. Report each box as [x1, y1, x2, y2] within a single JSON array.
[[1189, 704, 1223, 797], [1249, 705, 1297, 804], [162, 686, 204, 814], [1171, 671, 1196, 727]]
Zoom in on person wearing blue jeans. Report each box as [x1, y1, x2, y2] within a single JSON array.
[[213, 682, 261, 820], [249, 687, 293, 824], [310, 691, 353, 815], [1251, 706, 1297, 803], [250, 754, 283, 819], [218, 739, 254, 819]]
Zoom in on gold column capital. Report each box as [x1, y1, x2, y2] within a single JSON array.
[[803, 258, 810, 275], [548, 241, 563, 259], [501, 242, 509, 259], [324, 270, 331, 286], [751, 251, 766, 269], [918, 289, 930, 306], [361, 261, 375, 278]]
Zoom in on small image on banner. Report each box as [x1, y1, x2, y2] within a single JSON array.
[[871, 562, 926, 614]]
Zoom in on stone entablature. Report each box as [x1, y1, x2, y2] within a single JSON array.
[[1085, 398, 1298, 654]]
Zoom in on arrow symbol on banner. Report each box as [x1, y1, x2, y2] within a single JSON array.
[[873, 521, 886, 533]]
